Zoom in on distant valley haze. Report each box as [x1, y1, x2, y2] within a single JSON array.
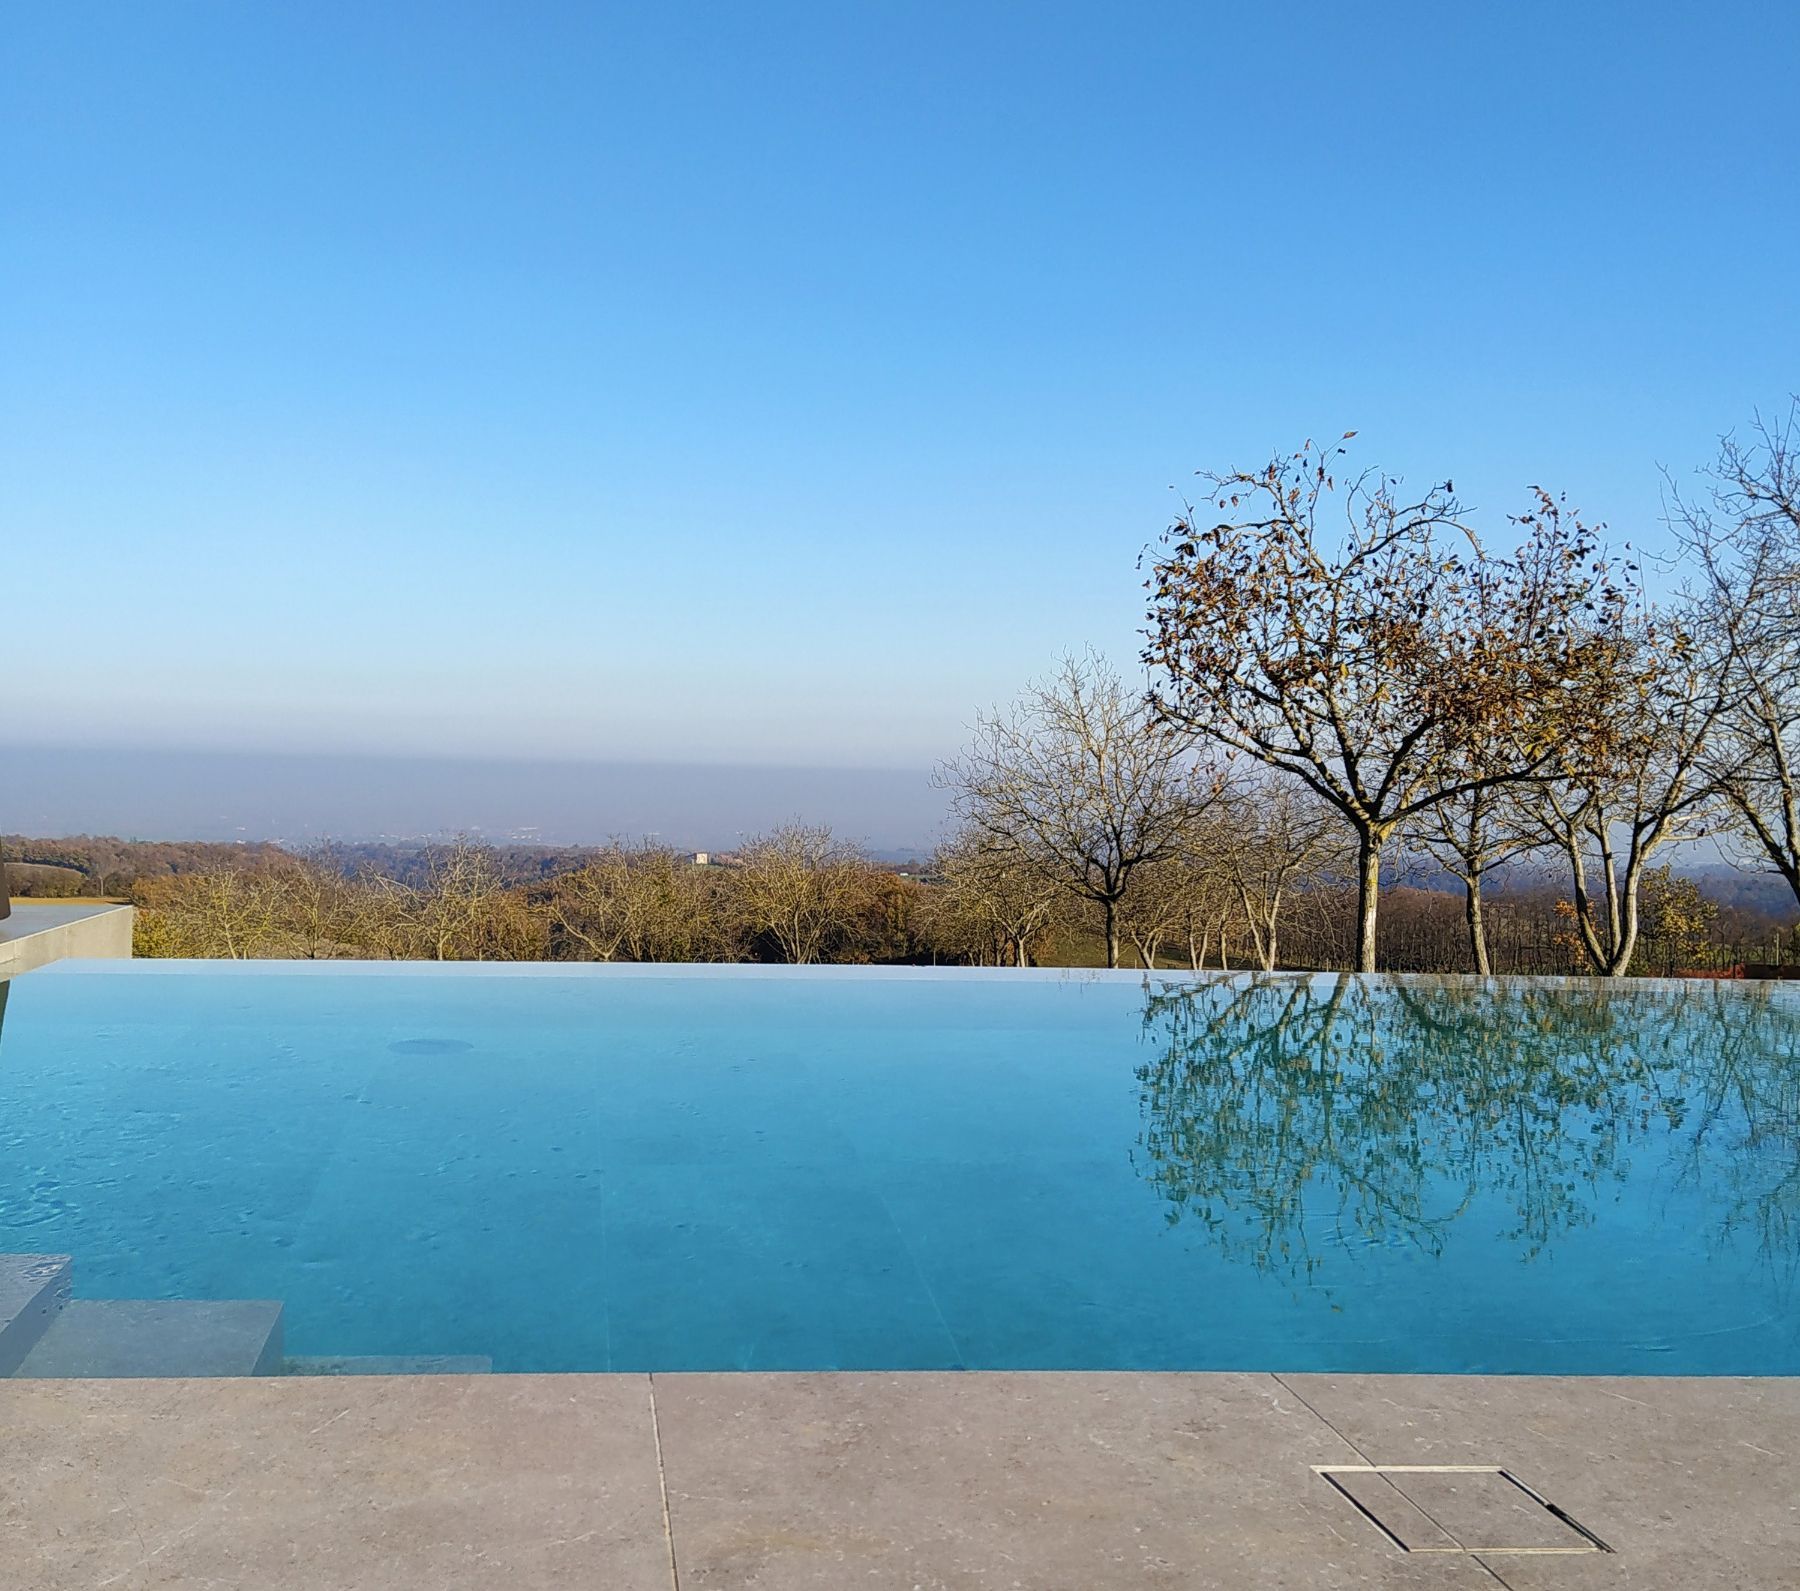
[[3, 743, 946, 856]]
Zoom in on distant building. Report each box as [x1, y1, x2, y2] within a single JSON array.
[[689, 851, 711, 866]]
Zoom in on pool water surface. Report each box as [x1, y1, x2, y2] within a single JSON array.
[[0, 963, 1796, 1375]]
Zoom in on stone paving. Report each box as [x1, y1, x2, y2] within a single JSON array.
[[2, 1371, 1794, 1589]]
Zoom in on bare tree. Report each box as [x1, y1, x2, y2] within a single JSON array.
[[1179, 851, 1242, 971], [938, 653, 1221, 967], [132, 867, 286, 958], [1114, 858, 1196, 969], [1222, 780, 1346, 972], [1524, 619, 1724, 976], [734, 823, 870, 964], [1413, 785, 1544, 975], [1146, 441, 1626, 971], [548, 842, 729, 962], [370, 838, 542, 961], [1671, 400, 1800, 906], [275, 848, 375, 959], [930, 830, 1063, 967]]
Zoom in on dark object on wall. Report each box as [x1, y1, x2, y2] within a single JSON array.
[[0, 855, 10, 921]]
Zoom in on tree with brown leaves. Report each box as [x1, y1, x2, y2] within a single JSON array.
[[1145, 439, 1626, 971]]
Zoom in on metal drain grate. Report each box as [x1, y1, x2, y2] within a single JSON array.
[[1315, 1464, 1612, 1556]]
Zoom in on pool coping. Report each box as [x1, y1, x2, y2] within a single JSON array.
[[34, 954, 1800, 997], [3, 1369, 1794, 1589]]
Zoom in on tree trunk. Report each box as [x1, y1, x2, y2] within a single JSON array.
[[1605, 855, 1644, 976], [1354, 833, 1381, 973], [1464, 871, 1491, 976], [1236, 885, 1273, 972], [1102, 898, 1120, 969], [1559, 830, 1608, 974], [1598, 834, 1623, 961]]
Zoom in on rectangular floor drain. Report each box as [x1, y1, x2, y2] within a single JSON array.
[[1316, 1465, 1612, 1555]]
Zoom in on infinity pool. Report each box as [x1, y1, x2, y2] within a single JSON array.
[[1, 963, 1796, 1374]]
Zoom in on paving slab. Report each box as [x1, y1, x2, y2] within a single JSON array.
[[1, 1372, 1790, 1589], [0, 1374, 672, 1591], [1284, 1373, 1800, 1588], [652, 1371, 1497, 1589]]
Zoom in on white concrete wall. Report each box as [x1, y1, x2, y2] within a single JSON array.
[[0, 903, 134, 976]]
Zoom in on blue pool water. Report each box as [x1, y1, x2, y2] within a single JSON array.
[[1, 962, 1797, 1375]]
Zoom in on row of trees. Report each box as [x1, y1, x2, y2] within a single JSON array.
[[0, 835, 290, 898], [135, 820, 1344, 969], [132, 829, 902, 964], [935, 406, 1800, 976], [127, 811, 1760, 977]]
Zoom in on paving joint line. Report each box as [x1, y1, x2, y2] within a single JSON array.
[[648, 1373, 682, 1591], [870, 1184, 969, 1370], [1271, 1373, 1516, 1591]]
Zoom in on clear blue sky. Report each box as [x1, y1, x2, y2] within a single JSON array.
[[7, 2, 1797, 771]]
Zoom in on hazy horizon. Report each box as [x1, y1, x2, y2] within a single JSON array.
[[9, 5, 1796, 773], [3, 742, 946, 855]]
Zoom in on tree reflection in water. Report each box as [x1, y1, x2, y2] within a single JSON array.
[[1134, 973, 1800, 1284]]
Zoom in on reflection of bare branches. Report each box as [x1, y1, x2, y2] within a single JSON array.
[[1135, 973, 1446, 1282], [1661, 982, 1800, 1281], [1134, 975, 1800, 1290]]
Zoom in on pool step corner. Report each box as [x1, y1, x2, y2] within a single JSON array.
[[11, 1297, 285, 1379], [0, 1254, 74, 1375]]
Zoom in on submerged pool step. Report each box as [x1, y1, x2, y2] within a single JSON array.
[[283, 1354, 493, 1375], [12, 1298, 285, 1378], [0, 1254, 73, 1375]]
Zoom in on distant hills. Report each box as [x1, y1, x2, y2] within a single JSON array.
[[2, 743, 948, 853]]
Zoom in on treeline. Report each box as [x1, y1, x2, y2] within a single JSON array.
[[0, 833, 618, 898], [129, 828, 967, 965], [114, 823, 1790, 975], [322, 842, 603, 889], [0, 834, 289, 897]]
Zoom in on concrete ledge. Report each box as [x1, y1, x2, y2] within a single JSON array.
[[0, 902, 133, 976]]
